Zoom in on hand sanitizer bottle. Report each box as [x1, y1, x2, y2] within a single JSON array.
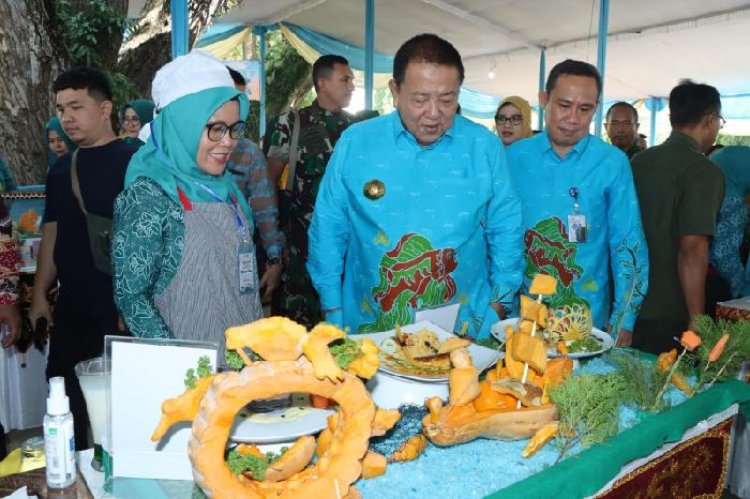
[[44, 377, 76, 489]]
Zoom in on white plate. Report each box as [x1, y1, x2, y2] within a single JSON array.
[[230, 393, 335, 444], [357, 320, 502, 382], [491, 318, 614, 359]]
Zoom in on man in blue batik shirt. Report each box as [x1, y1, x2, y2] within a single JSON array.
[[307, 34, 524, 339], [506, 59, 649, 347]]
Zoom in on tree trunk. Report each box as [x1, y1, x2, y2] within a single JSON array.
[[0, 0, 66, 185], [117, 0, 228, 97]]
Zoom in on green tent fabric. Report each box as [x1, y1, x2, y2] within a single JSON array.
[[489, 379, 750, 499]]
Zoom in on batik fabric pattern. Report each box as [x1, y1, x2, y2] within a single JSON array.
[[307, 112, 524, 339], [506, 131, 648, 332]]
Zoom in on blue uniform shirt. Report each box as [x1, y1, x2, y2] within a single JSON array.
[[506, 131, 648, 333], [307, 111, 524, 339]]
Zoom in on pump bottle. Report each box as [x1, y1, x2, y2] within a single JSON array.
[[44, 377, 76, 489]]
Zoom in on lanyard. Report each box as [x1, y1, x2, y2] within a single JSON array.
[[193, 181, 248, 243]]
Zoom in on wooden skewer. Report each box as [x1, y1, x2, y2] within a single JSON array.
[[517, 294, 542, 409]]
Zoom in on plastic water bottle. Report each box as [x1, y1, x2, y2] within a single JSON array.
[[44, 377, 76, 489]]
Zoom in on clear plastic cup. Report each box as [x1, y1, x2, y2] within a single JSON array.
[[74, 357, 109, 472]]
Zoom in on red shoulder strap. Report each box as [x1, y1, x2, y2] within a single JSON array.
[[177, 187, 192, 211]]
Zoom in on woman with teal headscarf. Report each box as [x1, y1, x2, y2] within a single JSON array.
[[120, 99, 155, 149], [113, 53, 261, 356], [45, 116, 77, 169]]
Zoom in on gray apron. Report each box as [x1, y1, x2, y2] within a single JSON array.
[[155, 197, 262, 360]]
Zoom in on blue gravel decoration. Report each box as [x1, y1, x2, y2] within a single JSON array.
[[369, 404, 429, 458]]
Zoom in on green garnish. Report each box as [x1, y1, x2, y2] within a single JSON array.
[[550, 373, 626, 461], [225, 446, 289, 478], [225, 350, 246, 371], [329, 338, 363, 369], [226, 448, 268, 479], [184, 355, 214, 389], [568, 337, 602, 353]]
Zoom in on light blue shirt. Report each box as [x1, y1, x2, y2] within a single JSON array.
[[307, 111, 524, 339], [506, 131, 648, 333]]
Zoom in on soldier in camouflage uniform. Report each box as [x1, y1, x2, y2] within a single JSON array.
[[265, 55, 354, 328]]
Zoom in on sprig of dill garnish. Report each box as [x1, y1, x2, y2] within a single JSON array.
[[550, 373, 626, 462]]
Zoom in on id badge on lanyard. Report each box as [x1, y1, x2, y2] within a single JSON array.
[[567, 187, 588, 243], [238, 240, 256, 295]]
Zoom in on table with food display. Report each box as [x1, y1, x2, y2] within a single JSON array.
[[2, 274, 750, 499]]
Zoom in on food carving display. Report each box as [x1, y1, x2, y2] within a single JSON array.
[[422, 274, 572, 456], [379, 327, 471, 377], [152, 317, 400, 499]]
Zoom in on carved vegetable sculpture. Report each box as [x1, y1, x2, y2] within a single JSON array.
[[152, 317, 399, 499], [422, 274, 572, 456]]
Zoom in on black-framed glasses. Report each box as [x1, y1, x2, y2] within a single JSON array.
[[718, 115, 726, 129], [205, 120, 246, 141], [122, 117, 140, 124], [495, 115, 523, 126]]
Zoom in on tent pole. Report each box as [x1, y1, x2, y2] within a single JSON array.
[[649, 97, 658, 147], [365, 0, 375, 110], [170, 0, 189, 59], [594, 0, 609, 137], [258, 26, 268, 138], [538, 48, 546, 131]]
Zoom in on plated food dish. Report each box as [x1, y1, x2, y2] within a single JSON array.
[[491, 318, 614, 359], [230, 393, 335, 443], [357, 321, 502, 382]]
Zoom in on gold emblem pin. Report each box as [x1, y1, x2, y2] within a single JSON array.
[[363, 179, 386, 200]]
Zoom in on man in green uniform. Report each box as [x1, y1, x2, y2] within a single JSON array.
[[631, 80, 725, 354], [265, 54, 354, 328], [604, 102, 644, 159]]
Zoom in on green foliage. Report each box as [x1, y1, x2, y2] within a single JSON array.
[[690, 315, 750, 387], [610, 352, 668, 411], [225, 350, 246, 371], [225, 445, 288, 478], [717, 134, 750, 147], [226, 448, 269, 478], [54, 0, 132, 68], [54, 0, 138, 113], [184, 356, 214, 388], [329, 338, 363, 369], [550, 373, 625, 450]]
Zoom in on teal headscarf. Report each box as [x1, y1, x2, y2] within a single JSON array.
[[121, 99, 155, 126], [45, 116, 77, 168], [125, 87, 252, 223]]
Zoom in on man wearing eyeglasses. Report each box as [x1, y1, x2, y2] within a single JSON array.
[[604, 102, 644, 159], [631, 80, 725, 354]]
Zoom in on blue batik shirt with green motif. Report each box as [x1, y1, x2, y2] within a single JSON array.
[[307, 111, 525, 339], [505, 131, 648, 333]]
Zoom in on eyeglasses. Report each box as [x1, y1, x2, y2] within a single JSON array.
[[205, 120, 247, 141], [122, 117, 140, 124], [718, 115, 726, 129], [495, 115, 523, 126]]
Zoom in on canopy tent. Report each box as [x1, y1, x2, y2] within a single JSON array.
[[192, 0, 750, 135]]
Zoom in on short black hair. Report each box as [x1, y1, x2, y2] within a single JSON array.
[[393, 33, 464, 86], [546, 59, 602, 100], [52, 66, 113, 102], [312, 54, 349, 92], [606, 101, 639, 123], [227, 67, 246, 87], [669, 79, 721, 127]]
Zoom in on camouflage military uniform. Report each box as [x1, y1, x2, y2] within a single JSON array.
[[265, 100, 353, 328]]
